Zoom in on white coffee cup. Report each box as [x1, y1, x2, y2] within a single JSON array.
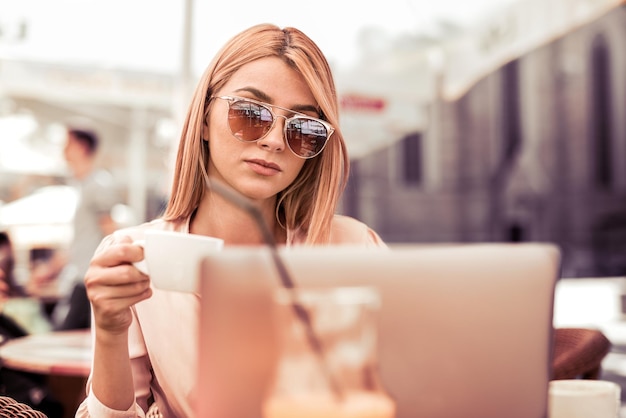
[[133, 230, 224, 293], [549, 379, 620, 418]]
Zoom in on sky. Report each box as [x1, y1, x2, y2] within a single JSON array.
[[0, 0, 517, 174], [0, 0, 515, 73]]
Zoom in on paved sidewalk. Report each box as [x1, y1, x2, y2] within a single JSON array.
[[554, 276, 626, 416]]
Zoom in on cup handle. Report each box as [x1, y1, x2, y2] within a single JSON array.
[[132, 239, 149, 275]]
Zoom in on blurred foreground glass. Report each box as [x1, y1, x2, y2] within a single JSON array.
[[263, 286, 396, 418]]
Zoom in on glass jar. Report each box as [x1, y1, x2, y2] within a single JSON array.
[[262, 286, 396, 418]]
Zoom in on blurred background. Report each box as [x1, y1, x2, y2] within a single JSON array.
[[0, 0, 625, 283]]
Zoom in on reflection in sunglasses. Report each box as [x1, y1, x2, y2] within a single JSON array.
[[214, 95, 334, 159]]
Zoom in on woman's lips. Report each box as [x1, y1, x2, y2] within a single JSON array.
[[245, 159, 282, 176]]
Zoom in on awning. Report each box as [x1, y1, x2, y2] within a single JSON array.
[[0, 185, 77, 249], [440, 0, 624, 101]]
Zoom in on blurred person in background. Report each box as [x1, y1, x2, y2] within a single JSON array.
[[28, 127, 120, 331], [0, 230, 23, 299], [0, 231, 51, 334], [0, 230, 64, 417]]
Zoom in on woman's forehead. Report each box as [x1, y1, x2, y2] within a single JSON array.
[[218, 57, 316, 108]]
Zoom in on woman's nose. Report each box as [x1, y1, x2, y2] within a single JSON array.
[[257, 116, 286, 153]]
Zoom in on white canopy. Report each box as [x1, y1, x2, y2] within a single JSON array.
[[440, 0, 624, 100], [0, 185, 77, 249]]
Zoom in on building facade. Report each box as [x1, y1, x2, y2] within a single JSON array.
[[346, 6, 626, 277]]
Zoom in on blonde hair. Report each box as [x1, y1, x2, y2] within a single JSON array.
[[163, 24, 349, 245]]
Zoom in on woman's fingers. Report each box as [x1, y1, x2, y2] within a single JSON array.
[[91, 237, 144, 271], [86, 264, 149, 297], [84, 234, 152, 333]]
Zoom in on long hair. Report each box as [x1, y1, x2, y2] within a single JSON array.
[[163, 24, 349, 245], [0, 231, 18, 296]]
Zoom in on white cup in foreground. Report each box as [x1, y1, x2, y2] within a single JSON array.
[[549, 379, 620, 418], [133, 230, 224, 293]]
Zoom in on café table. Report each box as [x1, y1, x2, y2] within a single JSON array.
[[0, 329, 92, 418], [0, 329, 91, 376]]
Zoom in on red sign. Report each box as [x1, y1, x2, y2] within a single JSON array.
[[340, 95, 386, 112]]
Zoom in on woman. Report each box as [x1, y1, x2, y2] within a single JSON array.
[[0, 231, 21, 299], [76, 24, 385, 417]]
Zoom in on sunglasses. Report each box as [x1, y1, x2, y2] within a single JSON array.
[[212, 95, 334, 159]]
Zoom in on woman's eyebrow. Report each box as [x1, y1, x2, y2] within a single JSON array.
[[234, 87, 320, 115], [292, 103, 320, 114], [234, 87, 270, 102]]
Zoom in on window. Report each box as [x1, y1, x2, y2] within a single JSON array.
[[402, 132, 422, 185], [501, 60, 521, 164], [591, 34, 613, 189]]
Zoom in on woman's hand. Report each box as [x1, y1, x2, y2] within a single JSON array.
[[84, 235, 152, 335]]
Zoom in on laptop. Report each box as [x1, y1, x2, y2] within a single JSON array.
[[195, 243, 560, 418]]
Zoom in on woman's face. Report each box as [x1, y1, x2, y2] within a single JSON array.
[[205, 57, 317, 203]]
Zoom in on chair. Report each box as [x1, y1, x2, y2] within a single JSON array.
[[0, 396, 47, 417], [552, 328, 612, 380]]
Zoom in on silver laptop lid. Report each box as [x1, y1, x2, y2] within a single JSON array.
[[196, 243, 560, 418]]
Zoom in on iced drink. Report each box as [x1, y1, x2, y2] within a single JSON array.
[[263, 391, 396, 418]]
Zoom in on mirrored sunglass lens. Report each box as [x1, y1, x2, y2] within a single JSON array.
[[286, 119, 328, 158], [228, 101, 273, 141]]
